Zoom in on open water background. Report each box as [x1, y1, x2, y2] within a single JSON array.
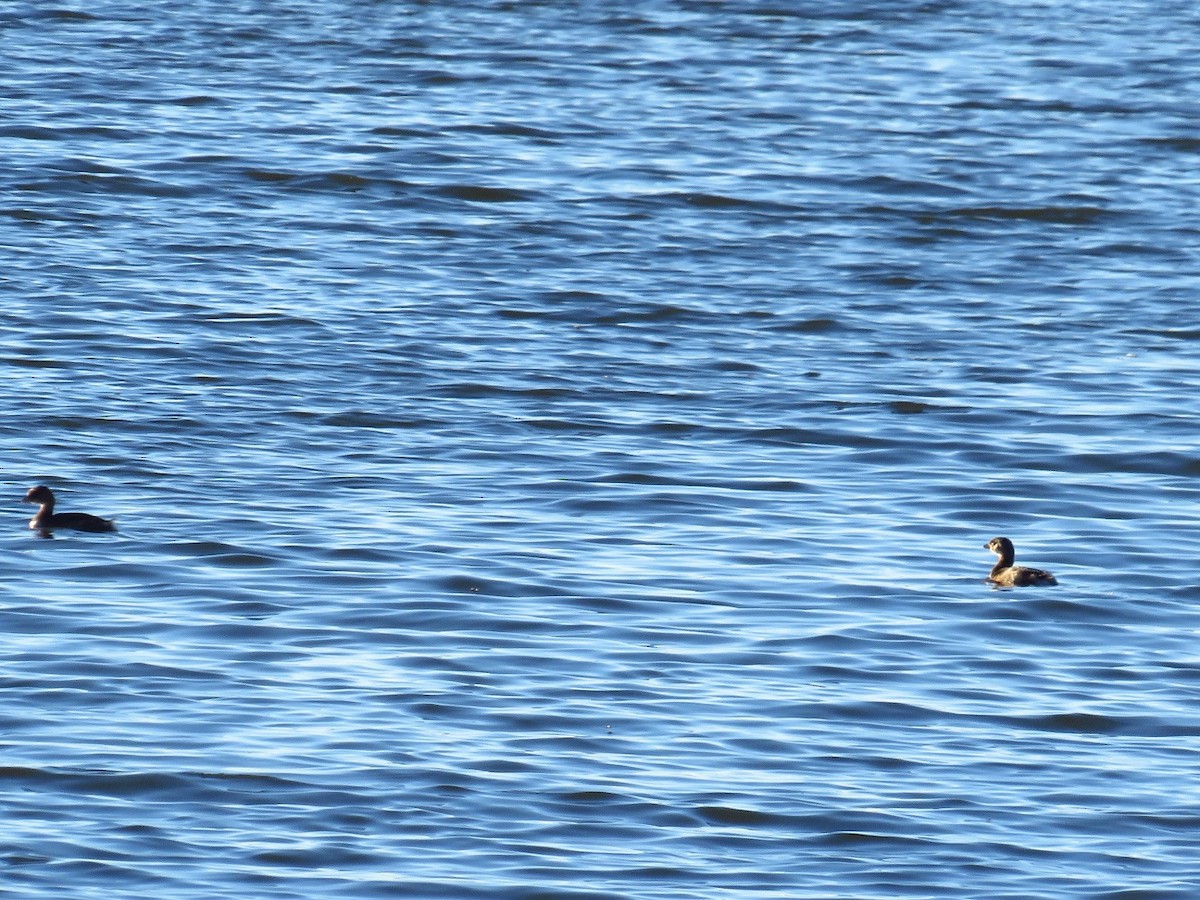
[[3, 1, 1200, 897]]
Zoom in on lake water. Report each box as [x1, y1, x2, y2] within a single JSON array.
[[3, 1, 1200, 897]]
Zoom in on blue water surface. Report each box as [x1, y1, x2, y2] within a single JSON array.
[[3, 1, 1200, 897]]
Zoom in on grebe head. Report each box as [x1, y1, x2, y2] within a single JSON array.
[[985, 536, 1013, 556], [23, 485, 54, 505]]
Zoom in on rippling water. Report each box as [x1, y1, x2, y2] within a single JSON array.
[[3, 2, 1200, 897]]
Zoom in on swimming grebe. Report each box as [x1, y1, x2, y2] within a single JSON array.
[[23, 485, 116, 536], [984, 536, 1056, 586]]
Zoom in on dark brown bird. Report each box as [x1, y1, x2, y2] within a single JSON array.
[[24, 485, 116, 536], [985, 536, 1056, 586]]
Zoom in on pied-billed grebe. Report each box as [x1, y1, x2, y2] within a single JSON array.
[[24, 485, 116, 536], [985, 536, 1056, 586]]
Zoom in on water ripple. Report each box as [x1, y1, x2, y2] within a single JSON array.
[[4, 1, 1200, 897]]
